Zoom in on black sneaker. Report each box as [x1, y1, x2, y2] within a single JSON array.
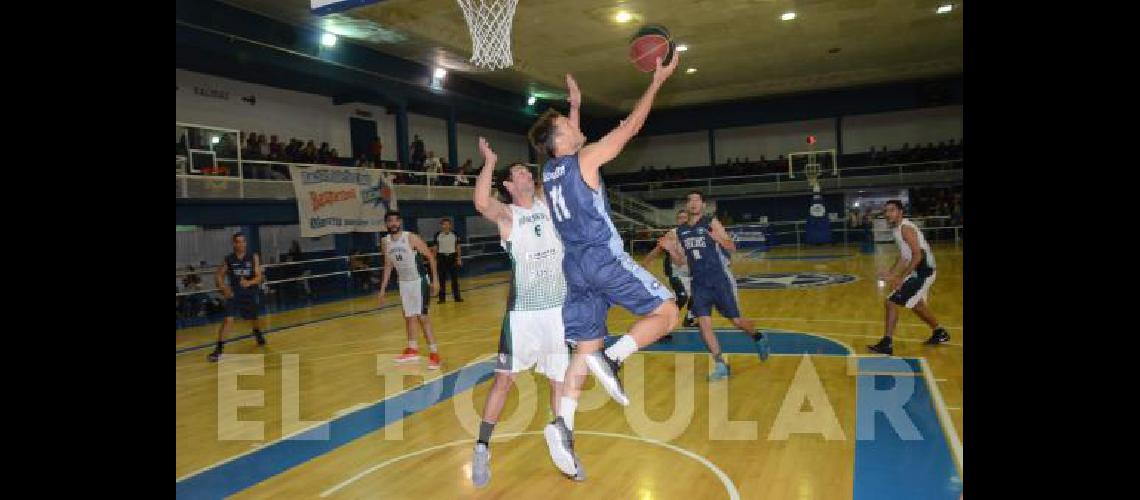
[[454, 298, 464, 303], [925, 328, 950, 345], [585, 352, 629, 406], [253, 331, 267, 346], [867, 337, 894, 355], [207, 348, 223, 362]]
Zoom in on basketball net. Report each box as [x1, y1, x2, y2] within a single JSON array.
[[456, 0, 519, 70], [805, 153, 821, 193]]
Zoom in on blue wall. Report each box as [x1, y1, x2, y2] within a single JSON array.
[[669, 194, 848, 224], [176, 198, 478, 230]]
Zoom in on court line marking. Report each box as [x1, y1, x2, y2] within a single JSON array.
[[174, 354, 495, 484], [176, 325, 502, 374], [178, 329, 852, 486], [180, 330, 957, 497], [175, 279, 511, 355], [175, 339, 501, 385], [318, 430, 740, 499], [918, 357, 964, 478]]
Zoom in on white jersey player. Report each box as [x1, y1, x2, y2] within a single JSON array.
[[868, 200, 950, 355], [378, 211, 442, 368], [469, 137, 572, 487]]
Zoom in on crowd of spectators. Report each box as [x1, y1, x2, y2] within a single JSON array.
[[606, 139, 963, 189], [909, 186, 963, 225]]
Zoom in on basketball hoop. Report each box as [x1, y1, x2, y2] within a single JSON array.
[[804, 155, 822, 192], [456, 0, 519, 70]]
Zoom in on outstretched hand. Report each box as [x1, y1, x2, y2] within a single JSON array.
[[653, 49, 680, 83], [566, 74, 581, 108], [478, 137, 497, 165]]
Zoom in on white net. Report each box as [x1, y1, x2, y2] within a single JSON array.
[[787, 149, 838, 192], [456, 0, 519, 70]]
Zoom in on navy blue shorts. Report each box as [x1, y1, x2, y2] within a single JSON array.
[[225, 293, 262, 320], [562, 243, 674, 342], [689, 278, 741, 319]]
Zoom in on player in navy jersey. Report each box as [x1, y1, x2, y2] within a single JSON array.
[[208, 233, 267, 362], [528, 57, 681, 476], [643, 209, 698, 335], [677, 191, 770, 380]]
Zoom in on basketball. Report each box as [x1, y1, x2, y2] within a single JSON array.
[[629, 24, 674, 72]]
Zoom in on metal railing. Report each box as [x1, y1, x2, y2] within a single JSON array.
[[611, 160, 962, 200], [175, 241, 506, 298], [627, 216, 963, 253], [175, 157, 477, 201], [607, 189, 667, 228]]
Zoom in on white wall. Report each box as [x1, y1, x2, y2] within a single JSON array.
[[177, 69, 352, 154], [842, 105, 962, 152], [717, 118, 838, 163], [178, 69, 510, 165], [608, 130, 710, 174], [456, 123, 530, 168]]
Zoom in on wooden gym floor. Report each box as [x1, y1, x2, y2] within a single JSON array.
[[176, 243, 963, 499]]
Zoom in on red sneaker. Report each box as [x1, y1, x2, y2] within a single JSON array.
[[394, 348, 420, 363], [427, 352, 441, 370]]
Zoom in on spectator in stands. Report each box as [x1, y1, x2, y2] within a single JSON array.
[[425, 151, 441, 185], [412, 134, 426, 168], [285, 138, 299, 161], [181, 266, 205, 318], [317, 142, 331, 163], [268, 136, 282, 159], [454, 161, 471, 186], [217, 134, 237, 159], [303, 141, 318, 163], [177, 135, 188, 157], [245, 132, 261, 159], [328, 148, 340, 165], [355, 154, 372, 168], [350, 250, 371, 292], [370, 136, 383, 165]]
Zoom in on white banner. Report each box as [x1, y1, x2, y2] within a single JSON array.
[[289, 166, 397, 238]]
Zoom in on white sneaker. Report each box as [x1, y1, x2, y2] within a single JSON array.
[[543, 417, 579, 476]]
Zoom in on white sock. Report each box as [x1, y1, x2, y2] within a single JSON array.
[[429, 343, 438, 353], [604, 335, 639, 363], [558, 397, 578, 430], [408, 340, 418, 350]]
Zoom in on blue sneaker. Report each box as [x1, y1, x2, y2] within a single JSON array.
[[708, 360, 730, 381], [753, 334, 771, 362]]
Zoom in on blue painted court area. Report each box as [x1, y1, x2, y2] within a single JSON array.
[[624, 328, 850, 356], [745, 250, 853, 261], [176, 361, 496, 500], [176, 330, 960, 499], [853, 359, 963, 500]]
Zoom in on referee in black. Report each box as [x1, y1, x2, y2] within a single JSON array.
[[432, 217, 463, 303]]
